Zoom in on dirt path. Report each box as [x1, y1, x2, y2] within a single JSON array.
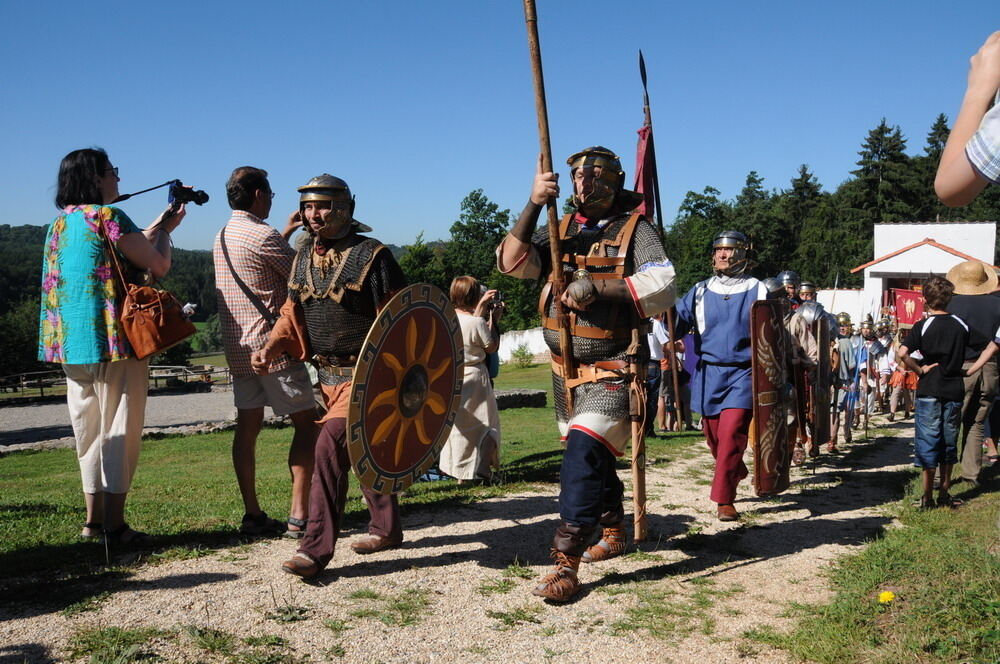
[[0, 420, 915, 664]]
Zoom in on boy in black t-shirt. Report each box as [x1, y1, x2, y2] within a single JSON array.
[[896, 277, 973, 509]]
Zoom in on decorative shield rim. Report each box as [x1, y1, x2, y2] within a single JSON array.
[[751, 300, 793, 496], [346, 283, 464, 494]]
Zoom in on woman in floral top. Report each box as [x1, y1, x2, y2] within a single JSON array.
[[39, 148, 186, 544]]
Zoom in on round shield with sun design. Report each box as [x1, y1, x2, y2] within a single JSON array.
[[347, 284, 464, 494]]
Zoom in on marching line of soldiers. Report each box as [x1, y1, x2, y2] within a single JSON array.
[[759, 271, 917, 461]]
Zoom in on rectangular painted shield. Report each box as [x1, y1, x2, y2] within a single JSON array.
[[811, 319, 832, 447], [750, 301, 794, 496]]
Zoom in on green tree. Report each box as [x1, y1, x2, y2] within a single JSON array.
[[663, 187, 731, 293], [844, 118, 919, 223], [0, 298, 44, 377], [190, 313, 223, 353], [398, 232, 447, 292], [440, 189, 513, 281]]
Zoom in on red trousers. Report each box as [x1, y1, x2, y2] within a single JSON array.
[[701, 408, 752, 504], [298, 417, 401, 569]]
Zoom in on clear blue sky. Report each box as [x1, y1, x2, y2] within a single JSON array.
[[1, 1, 993, 250]]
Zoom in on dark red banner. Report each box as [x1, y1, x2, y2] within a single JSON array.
[[893, 289, 923, 326], [633, 125, 655, 218]]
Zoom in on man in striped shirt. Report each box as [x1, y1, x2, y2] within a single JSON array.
[[214, 166, 318, 537]]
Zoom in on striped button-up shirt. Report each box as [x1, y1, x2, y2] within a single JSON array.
[[213, 211, 296, 377], [968, 102, 1000, 185]]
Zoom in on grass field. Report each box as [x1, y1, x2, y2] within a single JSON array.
[[4, 362, 999, 663]]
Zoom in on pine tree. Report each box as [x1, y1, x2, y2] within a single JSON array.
[[847, 118, 919, 223], [911, 114, 954, 221]]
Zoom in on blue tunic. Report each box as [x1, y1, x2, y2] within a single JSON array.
[[674, 275, 768, 416]]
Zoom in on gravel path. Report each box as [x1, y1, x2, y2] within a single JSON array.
[[0, 390, 241, 451], [0, 419, 915, 664]]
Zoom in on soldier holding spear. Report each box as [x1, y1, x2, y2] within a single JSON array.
[[498, 0, 676, 604]]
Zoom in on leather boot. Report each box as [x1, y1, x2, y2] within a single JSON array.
[[532, 523, 592, 602], [582, 511, 627, 563]]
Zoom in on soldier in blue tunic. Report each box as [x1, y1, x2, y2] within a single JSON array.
[[673, 231, 768, 521]]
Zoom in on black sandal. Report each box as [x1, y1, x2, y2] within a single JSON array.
[[104, 524, 152, 546], [284, 516, 307, 539], [81, 521, 103, 540]]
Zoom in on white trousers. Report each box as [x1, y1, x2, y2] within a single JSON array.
[[63, 358, 149, 494]]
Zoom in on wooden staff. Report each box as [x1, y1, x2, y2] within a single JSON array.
[[522, 0, 575, 410], [628, 329, 648, 542]]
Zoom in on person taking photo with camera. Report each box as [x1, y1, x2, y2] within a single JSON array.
[[38, 147, 187, 545]]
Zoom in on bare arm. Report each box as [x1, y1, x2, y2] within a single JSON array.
[[117, 204, 186, 280], [936, 31, 1000, 206], [896, 344, 938, 376], [967, 340, 999, 375], [498, 155, 558, 271]]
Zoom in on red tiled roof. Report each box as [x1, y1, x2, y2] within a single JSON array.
[[851, 238, 999, 274]]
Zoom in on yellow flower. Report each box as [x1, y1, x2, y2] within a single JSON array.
[[878, 591, 895, 603]]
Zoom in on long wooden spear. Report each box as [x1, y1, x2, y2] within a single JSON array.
[[522, 0, 575, 410]]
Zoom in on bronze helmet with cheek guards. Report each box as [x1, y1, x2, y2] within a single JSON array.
[[297, 174, 372, 234], [566, 146, 641, 219]]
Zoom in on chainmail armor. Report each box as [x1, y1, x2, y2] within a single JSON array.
[[534, 214, 666, 423]]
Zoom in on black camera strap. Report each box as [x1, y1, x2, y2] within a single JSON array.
[[220, 227, 278, 326]]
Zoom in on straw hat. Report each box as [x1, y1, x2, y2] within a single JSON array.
[[946, 260, 999, 295]]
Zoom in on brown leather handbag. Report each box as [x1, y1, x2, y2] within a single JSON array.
[[100, 217, 196, 360]]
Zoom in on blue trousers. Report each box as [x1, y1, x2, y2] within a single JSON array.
[[559, 428, 625, 527], [913, 397, 960, 469]]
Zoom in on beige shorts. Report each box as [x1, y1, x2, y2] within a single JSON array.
[[233, 363, 315, 416]]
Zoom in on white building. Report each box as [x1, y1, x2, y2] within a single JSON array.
[[820, 221, 997, 323]]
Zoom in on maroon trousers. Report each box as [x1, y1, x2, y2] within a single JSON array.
[[702, 408, 752, 505], [298, 418, 402, 569]]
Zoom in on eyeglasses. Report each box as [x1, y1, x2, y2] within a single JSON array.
[[270, 192, 276, 200], [104, 166, 119, 177]]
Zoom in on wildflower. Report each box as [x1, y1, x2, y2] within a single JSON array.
[[878, 591, 895, 603]]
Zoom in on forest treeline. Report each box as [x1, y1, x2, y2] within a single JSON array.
[[3, 115, 1000, 376]]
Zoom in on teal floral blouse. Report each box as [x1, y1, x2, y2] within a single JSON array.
[[38, 205, 140, 364]]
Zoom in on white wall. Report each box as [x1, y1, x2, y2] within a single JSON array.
[[497, 327, 548, 363], [817, 289, 873, 324], [873, 222, 996, 264], [873, 221, 997, 265]]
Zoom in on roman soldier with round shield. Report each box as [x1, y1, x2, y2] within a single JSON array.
[[251, 174, 409, 579], [673, 231, 770, 520], [497, 147, 676, 602]]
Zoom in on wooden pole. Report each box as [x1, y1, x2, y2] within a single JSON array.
[[523, 0, 575, 410], [629, 329, 648, 542]]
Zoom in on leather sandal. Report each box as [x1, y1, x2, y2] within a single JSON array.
[[80, 522, 103, 540], [239, 511, 285, 536], [581, 523, 626, 563], [284, 516, 307, 539], [104, 524, 152, 546]]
